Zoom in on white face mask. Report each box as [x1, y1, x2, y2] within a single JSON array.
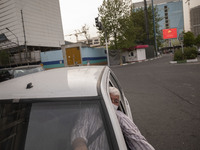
[[112, 104, 118, 111]]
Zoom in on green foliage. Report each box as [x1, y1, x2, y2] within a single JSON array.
[[0, 50, 9, 66], [184, 47, 198, 59], [98, 0, 162, 50], [98, 0, 131, 50], [132, 6, 162, 46], [183, 31, 195, 47], [174, 47, 197, 61], [174, 49, 183, 61], [195, 34, 200, 47]]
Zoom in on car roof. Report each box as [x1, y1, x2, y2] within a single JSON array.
[[0, 66, 106, 100]]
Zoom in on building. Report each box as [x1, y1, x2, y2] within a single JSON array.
[[78, 37, 101, 47], [122, 45, 148, 63], [190, 5, 200, 36], [133, 0, 184, 37], [182, 0, 200, 35], [61, 43, 107, 66], [0, 0, 64, 66], [133, 0, 200, 37]]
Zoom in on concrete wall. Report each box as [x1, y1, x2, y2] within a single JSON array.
[[41, 50, 64, 69], [81, 47, 107, 65]]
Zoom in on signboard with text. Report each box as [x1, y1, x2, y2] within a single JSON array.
[[162, 28, 177, 39]]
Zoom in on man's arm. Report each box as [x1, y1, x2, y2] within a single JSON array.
[[71, 109, 91, 150], [116, 111, 155, 150], [72, 137, 88, 150]]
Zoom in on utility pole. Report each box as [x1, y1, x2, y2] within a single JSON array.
[[105, 32, 110, 67], [95, 17, 110, 66], [151, 0, 158, 56], [21, 10, 29, 65], [144, 0, 149, 44]]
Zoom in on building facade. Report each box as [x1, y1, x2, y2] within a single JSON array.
[[0, 0, 65, 66], [190, 5, 200, 36], [133, 0, 200, 37], [133, 0, 184, 37], [0, 0, 64, 50]]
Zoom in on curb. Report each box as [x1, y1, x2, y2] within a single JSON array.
[[170, 58, 198, 64], [121, 56, 162, 66]]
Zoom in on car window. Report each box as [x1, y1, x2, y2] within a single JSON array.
[[0, 100, 111, 150], [109, 73, 127, 115]]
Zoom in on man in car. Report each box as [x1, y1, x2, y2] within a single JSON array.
[[71, 105, 109, 150], [109, 87, 155, 150]]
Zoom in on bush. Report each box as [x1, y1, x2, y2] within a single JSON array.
[[174, 47, 198, 61], [0, 50, 9, 66], [174, 49, 183, 61], [184, 47, 198, 59]]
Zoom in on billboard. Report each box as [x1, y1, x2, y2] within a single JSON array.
[[162, 28, 177, 39]]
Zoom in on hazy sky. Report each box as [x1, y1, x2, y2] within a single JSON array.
[[59, 0, 143, 42]]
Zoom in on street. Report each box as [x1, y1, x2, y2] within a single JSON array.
[[111, 54, 200, 150]]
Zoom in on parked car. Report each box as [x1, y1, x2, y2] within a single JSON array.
[[0, 65, 44, 83], [198, 48, 200, 55], [0, 66, 133, 150], [12, 65, 44, 78], [0, 68, 13, 82]]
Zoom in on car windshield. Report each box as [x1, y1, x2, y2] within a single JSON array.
[[13, 66, 44, 78], [0, 99, 111, 150]]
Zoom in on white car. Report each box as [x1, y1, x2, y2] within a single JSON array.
[[0, 66, 133, 150]]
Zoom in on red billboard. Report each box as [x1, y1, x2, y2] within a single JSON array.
[[162, 28, 177, 39]]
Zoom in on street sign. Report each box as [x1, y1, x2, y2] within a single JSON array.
[[178, 33, 184, 42]]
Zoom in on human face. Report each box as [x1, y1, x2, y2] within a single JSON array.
[[110, 93, 120, 106]]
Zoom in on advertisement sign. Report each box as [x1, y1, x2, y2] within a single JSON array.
[[162, 28, 177, 39]]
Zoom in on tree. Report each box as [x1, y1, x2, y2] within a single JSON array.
[[81, 24, 90, 44], [0, 50, 9, 66], [131, 6, 162, 46], [183, 31, 195, 47], [98, 0, 162, 50], [195, 34, 200, 48], [98, 0, 131, 50]]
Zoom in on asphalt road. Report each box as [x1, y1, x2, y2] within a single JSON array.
[[111, 54, 200, 150]]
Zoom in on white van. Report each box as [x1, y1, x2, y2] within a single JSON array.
[[0, 66, 133, 150]]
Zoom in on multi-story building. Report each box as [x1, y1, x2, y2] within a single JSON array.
[[0, 0, 64, 65], [133, 0, 184, 37], [133, 0, 200, 37], [78, 37, 102, 48]]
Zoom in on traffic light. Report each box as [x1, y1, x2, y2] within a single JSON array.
[[95, 17, 102, 31], [98, 22, 102, 30], [95, 17, 99, 27]]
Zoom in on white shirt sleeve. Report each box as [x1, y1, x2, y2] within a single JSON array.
[[116, 110, 155, 150]]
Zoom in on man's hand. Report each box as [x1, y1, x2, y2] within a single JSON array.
[[72, 137, 88, 150]]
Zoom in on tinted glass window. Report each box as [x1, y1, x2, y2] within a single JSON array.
[[0, 101, 111, 150], [0, 103, 31, 150]]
